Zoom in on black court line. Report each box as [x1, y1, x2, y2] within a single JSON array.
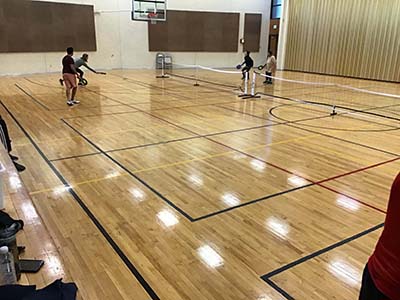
[[62, 110, 141, 120], [260, 223, 384, 300], [15, 84, 50, 110], [101, 108, 335, 155], [259, 91, 400, 127], [50, 151, 102, 162], [168, 72, 239, 89], [109, 74, 194, 100], [0, 99, 160, 300], [284, 121, 399, 157], [192, 184, 313, 221], [166, 73, 240, 93], [62, 99, 243, 121], [57, 106, 344, 158], [258, 91, 400, 122], [187, 102, 399, 170], [17, 82, 127, 112], [218, 104, 333, 124], [51, 75, 392, 222], [61, 118, 195, 222], [269, 105, 400, 132], [49, 122, 280, 162], [263, 278, 295, 300], [60, 119, 319, 223]]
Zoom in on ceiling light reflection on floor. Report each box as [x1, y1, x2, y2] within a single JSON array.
[[222, 193, 240, 207], [336, 196, 360, 212], [157, 210, 179, 227], [188, 174, 203, 187], [266, 216, 289, 239], [9, 174, 22, 189], [328, 258, 360, 287], [287, 175, 308, 187], [129, 188, 146, 201], [250, 159, 266, 172], [52, 185, 72, 196], [198, 245, 224, 268]]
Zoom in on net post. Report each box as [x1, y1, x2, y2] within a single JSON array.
[[238, 72, 249, 98], [241, 71, 260, 99], [156, 55, 169, 79], [330, 105, 337, 116], [194, 65, 200, 86]]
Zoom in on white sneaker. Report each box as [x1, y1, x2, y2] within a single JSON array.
[[72, 99, 80, 104], [67, 101, 73, 106]]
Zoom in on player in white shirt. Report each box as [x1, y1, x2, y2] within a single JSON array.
[[261, 51, 277, 84]]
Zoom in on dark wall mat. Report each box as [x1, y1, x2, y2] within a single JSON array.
[[243, 13, 262, 52], [148, 10, 240, 52], [0, 0, 96, 53]]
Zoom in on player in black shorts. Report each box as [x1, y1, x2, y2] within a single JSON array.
[[240, 51, 254, 80]]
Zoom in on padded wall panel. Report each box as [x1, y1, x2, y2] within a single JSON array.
[[243, 13, 262, 52], [0, 0, 96, 53], [148, 10, 240, 52]]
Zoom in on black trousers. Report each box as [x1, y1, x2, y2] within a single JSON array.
[[241, 66, 251, 79], [359, 264, 388, 300], [0, 116, 12, 152], [265, 71, 273, 83], [76, 68, 84, 78]]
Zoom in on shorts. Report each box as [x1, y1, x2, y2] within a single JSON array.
[[62, 73, 77, 89]]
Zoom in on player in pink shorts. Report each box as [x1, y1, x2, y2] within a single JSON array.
[[61, 47, 80, 106]]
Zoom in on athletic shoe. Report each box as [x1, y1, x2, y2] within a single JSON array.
[[13, 162, 26, 172], [9, 154, 18, 161], [72, 99, 80, 104], [59, 79, 64, 86], [67, 101, 74, 106], [263, 80, 268, 84]]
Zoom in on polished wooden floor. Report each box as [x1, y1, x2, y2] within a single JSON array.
[[0, 69, 399, 300]]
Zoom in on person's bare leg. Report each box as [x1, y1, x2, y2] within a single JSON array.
[[66, 88, 71, 101], [71, 86, 77, 100]]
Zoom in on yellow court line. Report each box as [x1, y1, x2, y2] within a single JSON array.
[[29, 133, 320, 196]]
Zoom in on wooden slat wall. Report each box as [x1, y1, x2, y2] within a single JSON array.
[[0, 0, 96, 53], [243, 14, 262, 52], [284, 0, 400, 82], [148, 10, 240, 52]]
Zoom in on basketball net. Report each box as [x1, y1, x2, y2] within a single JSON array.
[[148, 12, 158, 24]]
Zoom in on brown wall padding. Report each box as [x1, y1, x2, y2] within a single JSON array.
[[148, 10, 240, 52], [243, 14, 262, 52], [0, 0, 96, 53]]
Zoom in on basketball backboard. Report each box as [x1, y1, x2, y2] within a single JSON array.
[[132, 0, 167, 22]]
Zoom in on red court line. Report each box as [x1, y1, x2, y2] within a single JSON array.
[[316, 157, 400, 184], [87, 81, 394, 215], [207, 136, 396, 215], [318, 184, 387, 214]]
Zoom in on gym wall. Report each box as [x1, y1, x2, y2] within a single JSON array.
[[284, 0, 400, 82], [0, 0, 96, 53], [0, 0, 271, 75]]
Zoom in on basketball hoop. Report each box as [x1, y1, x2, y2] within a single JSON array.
[[148, 12, 158, 24]]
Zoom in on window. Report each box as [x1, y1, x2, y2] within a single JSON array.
[[271, 0, 282, 19]]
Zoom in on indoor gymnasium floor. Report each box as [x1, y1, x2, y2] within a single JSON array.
[[0, 69, 399, 300]]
